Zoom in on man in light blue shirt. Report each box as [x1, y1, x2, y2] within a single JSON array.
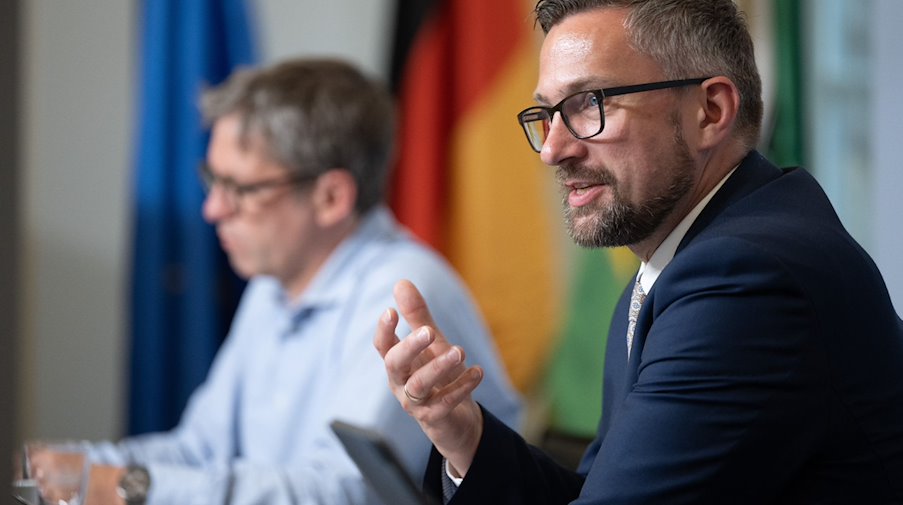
[[28, 58, 520, 505]]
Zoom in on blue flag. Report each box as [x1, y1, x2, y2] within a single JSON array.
[[129, 0, 256, 434]]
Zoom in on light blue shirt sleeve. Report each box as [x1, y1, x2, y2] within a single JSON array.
[[84, 207, 521, 505]]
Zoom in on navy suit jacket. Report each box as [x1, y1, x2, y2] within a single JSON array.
[[425, 151, 903, 504]]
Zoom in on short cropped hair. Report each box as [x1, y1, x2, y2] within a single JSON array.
[[201, 58, 396, 214]]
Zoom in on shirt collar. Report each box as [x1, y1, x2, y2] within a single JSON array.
[[638, 166, 738, 294], [272, 205, 401, 313]]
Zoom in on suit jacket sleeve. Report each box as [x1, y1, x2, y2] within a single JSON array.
[[423, 407, 584, 505]]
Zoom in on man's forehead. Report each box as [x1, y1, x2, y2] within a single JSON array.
[[540, 7, 630, 54], [533, 8, 660, 103], [208, 117, 277, 173], [544, 32, 595, 61], [534, 13, 628, 102]]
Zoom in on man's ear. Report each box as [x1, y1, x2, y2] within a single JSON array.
[[695, 76, 741, 150], [311, 169, 358, 227]]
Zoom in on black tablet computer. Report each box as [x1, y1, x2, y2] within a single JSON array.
[[330, 420, 438, 505]]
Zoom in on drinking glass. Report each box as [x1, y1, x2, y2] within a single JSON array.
[[25, 441, 85, 505]]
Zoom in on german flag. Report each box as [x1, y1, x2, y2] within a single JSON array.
[[389, 0, 560, 393]]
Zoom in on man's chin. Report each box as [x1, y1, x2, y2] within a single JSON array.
[[566, 221, 606, 249], [566, 214, 641, 249], [565, 209, 601, 243], [226, 257, 256, 280]]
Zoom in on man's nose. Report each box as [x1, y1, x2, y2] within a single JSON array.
[[539, 113, 583, 166], [201, 186, 235, 223]]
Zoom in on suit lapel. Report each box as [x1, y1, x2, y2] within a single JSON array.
[[598, 280, 633, 436]]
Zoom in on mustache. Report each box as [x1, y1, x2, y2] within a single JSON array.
[[554, 163, 617, 187]]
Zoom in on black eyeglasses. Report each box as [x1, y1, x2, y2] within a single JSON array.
[[516, 77, 710, 153], [198, 163, 320, 210]]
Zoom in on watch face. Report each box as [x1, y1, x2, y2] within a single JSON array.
[[118, 466, 150, 504]]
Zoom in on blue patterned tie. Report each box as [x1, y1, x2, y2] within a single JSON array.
[[627, 279, 646, 358]]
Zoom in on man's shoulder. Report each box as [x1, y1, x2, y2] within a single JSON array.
[[354, 228, 461, 284], [662, 164, 886, 315], [689, 163, 850, 258]]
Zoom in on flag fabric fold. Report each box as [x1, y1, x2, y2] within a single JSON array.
[[390, 0, 561, 392], [129, 0, 255, 434]]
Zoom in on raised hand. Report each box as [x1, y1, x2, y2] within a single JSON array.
[[374, 280, 485, 476]]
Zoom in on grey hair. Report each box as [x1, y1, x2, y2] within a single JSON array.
[[201, 58, 396, 214], [534, 0, 763, 149]]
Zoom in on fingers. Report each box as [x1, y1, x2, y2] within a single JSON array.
[[374, 302, 444, 365], [383, 326, 435, 386], [376, 280, 479, 418], [394, 280, 443, 342], [375, 307, 433, 390], [375, 304, 454, 393], [402, 344, 463, 402], [436, 366, 483, 410], [373, 308, 401, 359], [423, 365, 483, 412]]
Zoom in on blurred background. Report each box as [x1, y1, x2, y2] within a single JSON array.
[[3, 0, 902, 478]]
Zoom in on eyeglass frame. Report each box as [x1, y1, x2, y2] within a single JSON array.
[[198, 163, 321, 210], [516, 77, 711, 153]]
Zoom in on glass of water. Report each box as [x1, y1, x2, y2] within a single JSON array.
[[25, 441, 85, 505]]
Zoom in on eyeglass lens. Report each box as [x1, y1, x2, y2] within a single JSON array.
[[197, 164, 242, 208], [520, 90, 604, 152]]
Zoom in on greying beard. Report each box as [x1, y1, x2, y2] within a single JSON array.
[[562, 173, 693, 248], [560, 123, 695, 249], [563, 195, 644, 248]]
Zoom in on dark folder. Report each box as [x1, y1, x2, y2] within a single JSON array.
[[330, 420, 438, 505]]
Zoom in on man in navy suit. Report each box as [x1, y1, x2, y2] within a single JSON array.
[[375, 0, 903, 503]]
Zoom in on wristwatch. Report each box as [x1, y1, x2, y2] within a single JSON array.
[[117, 465, 151, 505]]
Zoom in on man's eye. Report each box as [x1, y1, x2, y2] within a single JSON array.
[[570, 92, 599, 111], [235, 184, 256, 195]]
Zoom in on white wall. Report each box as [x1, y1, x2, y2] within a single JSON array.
[[19, 0, 135, 440], [18, 0, 393, 442], [255, 0, 393, 77]]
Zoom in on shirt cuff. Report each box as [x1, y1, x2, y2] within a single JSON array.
[[443, 459, 463, 486]]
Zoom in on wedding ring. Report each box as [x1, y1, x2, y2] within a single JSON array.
[[403, 383, 428, 404]]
